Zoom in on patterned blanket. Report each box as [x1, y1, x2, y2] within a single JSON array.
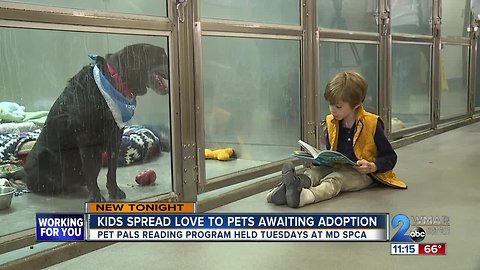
[[0, 130, 41, 163], [0, 125, 162, 166], [117, 125, 161, 166]]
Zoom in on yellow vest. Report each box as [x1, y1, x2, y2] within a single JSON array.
[[326, 106, 407, 189]]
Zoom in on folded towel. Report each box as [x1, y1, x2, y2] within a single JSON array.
[[0, 102, 26, 122], [23, 111, 49, 125], [0, 122, 39, 134]]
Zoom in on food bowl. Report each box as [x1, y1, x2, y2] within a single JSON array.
[[0, 186, 15, 210]]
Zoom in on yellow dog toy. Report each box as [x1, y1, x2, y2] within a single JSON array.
[[204, 148, 235, 161]]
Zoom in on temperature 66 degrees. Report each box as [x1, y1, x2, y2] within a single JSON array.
[[419, 243, 446, 255]]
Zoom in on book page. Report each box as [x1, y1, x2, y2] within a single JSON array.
[[298, 140, 321, 159]]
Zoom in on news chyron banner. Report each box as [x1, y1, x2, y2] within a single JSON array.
[[36, 203, 388, 242]]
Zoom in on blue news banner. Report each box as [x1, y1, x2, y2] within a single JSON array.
[[36, 214, 85, 241], [36, 213, 388, 242]]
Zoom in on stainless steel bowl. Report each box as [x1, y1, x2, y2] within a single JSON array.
[[0, 186, 15, 210]]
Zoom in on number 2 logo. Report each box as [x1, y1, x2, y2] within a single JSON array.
[[391, 214, 412, 242]]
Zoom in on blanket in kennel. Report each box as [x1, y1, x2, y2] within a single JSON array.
[[0, 126, 160, 166], [0, 130, 41, 163], [107, 125, 161, 167]]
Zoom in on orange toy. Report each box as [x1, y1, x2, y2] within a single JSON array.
[[204, 148, 235, 161]]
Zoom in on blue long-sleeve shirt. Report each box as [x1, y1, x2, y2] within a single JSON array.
[[325, 121, 397, 173]]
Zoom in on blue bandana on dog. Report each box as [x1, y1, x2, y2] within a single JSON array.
[[89, 55, 136, 128]]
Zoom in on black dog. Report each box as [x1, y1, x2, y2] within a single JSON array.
[[20, 43, 169, 202]]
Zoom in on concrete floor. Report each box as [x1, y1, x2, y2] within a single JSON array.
[[44, 121, 480, 270]]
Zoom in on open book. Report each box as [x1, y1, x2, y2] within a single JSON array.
[[292, 140, 357, 167]]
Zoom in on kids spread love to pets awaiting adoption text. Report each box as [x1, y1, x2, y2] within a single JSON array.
[[267, 71, 407, 208]]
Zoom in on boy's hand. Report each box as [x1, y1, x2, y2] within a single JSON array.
[[355, 159, 377, 174]]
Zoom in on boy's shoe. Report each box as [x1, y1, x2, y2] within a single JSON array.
[[266, 182, 286, 205], [283, 162, 301, 208], [283, 162, 311, 208]]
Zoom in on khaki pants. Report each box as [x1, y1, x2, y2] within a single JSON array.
[[304, 165, 373, 204]]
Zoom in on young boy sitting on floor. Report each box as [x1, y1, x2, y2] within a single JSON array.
[[267, 71, 406, 208]]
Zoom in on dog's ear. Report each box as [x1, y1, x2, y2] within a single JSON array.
[[117, 44, 150, 71], [105, 44, 168, 96], [105, 52, 123, 73], [110, 44, 147, 81]]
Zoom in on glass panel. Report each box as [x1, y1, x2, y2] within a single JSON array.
[[439, 44, 469, 118], [0, 28, 172, 237], [441, 0, 470, 37], [202, 36, 300, 178], [391, 43, 431, 131], [200, 0, 299, 25], [390, 0, 432, 35], [317, 0, 378, 32], [319, 41, 379, 120], [4, 0, 167, 17]]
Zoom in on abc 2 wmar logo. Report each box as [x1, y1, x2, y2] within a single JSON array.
[[391, 214, 427, 242]]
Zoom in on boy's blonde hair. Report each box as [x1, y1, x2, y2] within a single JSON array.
[[324, 71, 368, 107]]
